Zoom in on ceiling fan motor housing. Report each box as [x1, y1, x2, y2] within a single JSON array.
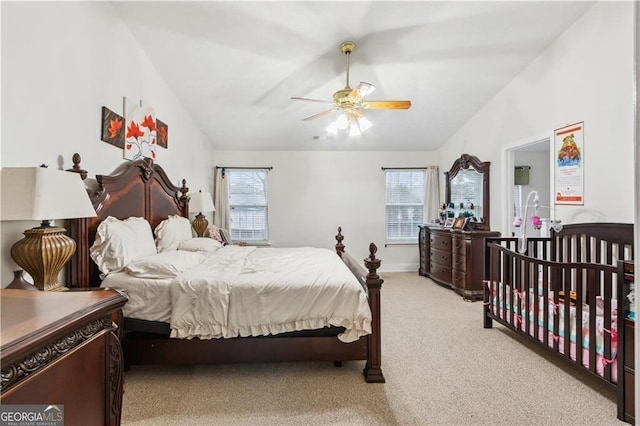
[[333, 88, 358, 109]]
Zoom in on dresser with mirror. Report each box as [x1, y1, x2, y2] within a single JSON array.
[[419, 154, 499, 301]]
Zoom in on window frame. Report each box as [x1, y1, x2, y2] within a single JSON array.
[[226, 168, 269, 244], [384, 169, 426, 244]]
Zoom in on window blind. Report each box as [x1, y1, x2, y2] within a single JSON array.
[[385, 170, 425, 241], [227, 170, 268, 241]]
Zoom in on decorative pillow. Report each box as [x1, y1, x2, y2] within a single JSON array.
[[90, 216, 157, 275], [177, 237, 224, 253], [206, 225, 224, 243], [125, 250, 206, 278], [155, 215, 193, 252]]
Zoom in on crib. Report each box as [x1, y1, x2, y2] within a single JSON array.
[[483, 223, 634, 422]]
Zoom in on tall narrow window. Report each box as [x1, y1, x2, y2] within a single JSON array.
[[385, 170, 425, 241], [227, 169, 268, 242]]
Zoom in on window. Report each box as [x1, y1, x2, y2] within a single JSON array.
[[385, 170, 425, 241], [227, 169, 268, 242]]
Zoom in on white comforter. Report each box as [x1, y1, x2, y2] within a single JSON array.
[[112, 245, 372, 343]]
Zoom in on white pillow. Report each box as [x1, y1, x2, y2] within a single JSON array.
[[90, 216, 157, 275], [178, 237, 224, 253], [154, 215, 193, 252], [124, 250, 205, 278]]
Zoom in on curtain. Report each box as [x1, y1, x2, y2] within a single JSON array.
[[424, 166, 440, 223], [213, 167, 229, 229]]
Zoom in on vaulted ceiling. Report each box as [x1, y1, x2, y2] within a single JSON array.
[[112, 1, 595, 151]]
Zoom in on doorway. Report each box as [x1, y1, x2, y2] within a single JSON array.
[[503, 137, 552, 237]]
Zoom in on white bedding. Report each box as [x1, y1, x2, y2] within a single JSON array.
[[101, 272, 173, 322], [102, 246, 372, 343]]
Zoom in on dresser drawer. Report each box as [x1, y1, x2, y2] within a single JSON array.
[[452, 254, 466, 272], [430, 247, 451, 267], [430, 233, 451, 250], [452, 236, 467, 253], [430, 263, 452, 283], [452, 269, 466, 288]]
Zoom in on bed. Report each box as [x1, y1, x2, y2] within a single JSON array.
[[66, 156, 385, 383], [483, 223, 634, 422]]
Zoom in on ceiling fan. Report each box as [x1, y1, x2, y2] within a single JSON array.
[[291, 41, 412, 135]]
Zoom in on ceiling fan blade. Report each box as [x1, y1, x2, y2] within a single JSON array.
[[348, 82, 376, 100], [362, 100, 412, 110], [303, 109, 338, 121], [291, 97, 333, 104]]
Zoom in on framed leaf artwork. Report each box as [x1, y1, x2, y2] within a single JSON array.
[[124, 98, 157, 161], [157, 119, 168, 148], [100, 106, 125, 149]]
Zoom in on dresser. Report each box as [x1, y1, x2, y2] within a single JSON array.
[[0, 289, 128, 426], [419, 224, 499, 301]]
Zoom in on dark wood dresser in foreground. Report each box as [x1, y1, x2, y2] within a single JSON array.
[[419, 224, 499, 301], [1, 289, 128, 426]]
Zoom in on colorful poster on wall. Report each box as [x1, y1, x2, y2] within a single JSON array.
[[554, 121, 584, 205], [124, 97, 157, 161]]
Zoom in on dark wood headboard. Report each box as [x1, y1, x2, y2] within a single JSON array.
[[66, 158, 189, 288]]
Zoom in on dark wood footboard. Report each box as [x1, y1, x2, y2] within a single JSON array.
[[335, 227, 384, 383]]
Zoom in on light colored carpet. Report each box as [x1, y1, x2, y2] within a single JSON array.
[[121, 272, 624, 425]]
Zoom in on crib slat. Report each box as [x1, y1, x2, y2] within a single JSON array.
[[602, 267, 612, 382], [542, 264, 549, 348], [584, 234, 591, 263], [576, 266, 584, 371], [563, 267, 572, 359]]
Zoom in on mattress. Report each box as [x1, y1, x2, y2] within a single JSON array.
[[101, 272, 173, 323]]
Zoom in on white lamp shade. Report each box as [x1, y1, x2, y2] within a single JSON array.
[[189, 191, 215, 213], [1, 167, 97, 221]]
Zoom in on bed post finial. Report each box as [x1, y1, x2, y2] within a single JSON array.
[[363, 242, 384, 383], [335, 226, 345, 256], [180, 179, 189, 215], [364, 243, 381, 279], [66, 152, 88, 180]]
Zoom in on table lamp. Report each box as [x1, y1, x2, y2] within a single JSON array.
[[189, 191, 215, 237], [1, 166, 97, 291]]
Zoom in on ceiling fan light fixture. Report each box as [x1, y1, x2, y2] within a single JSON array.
[[357, 82, 376, 98], [357, 115, 372, 132], [349, 123, 361, 137], [326, 121, 338, 135], [335, 113, 349, 130]]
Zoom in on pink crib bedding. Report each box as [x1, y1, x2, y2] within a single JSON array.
[[486, 281, 618, 381]]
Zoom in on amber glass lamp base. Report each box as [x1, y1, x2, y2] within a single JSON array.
[[192, 213, 208, 237]]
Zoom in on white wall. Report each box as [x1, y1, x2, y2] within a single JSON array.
[[215, 150, 437, 271], [1, 2, 215, 286], [439, 2, 634, 232]]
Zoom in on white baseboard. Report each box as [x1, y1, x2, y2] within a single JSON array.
[[378, 264, 419, 273]]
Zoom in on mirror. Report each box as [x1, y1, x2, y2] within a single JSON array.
[[445, 154, 491, 230]]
